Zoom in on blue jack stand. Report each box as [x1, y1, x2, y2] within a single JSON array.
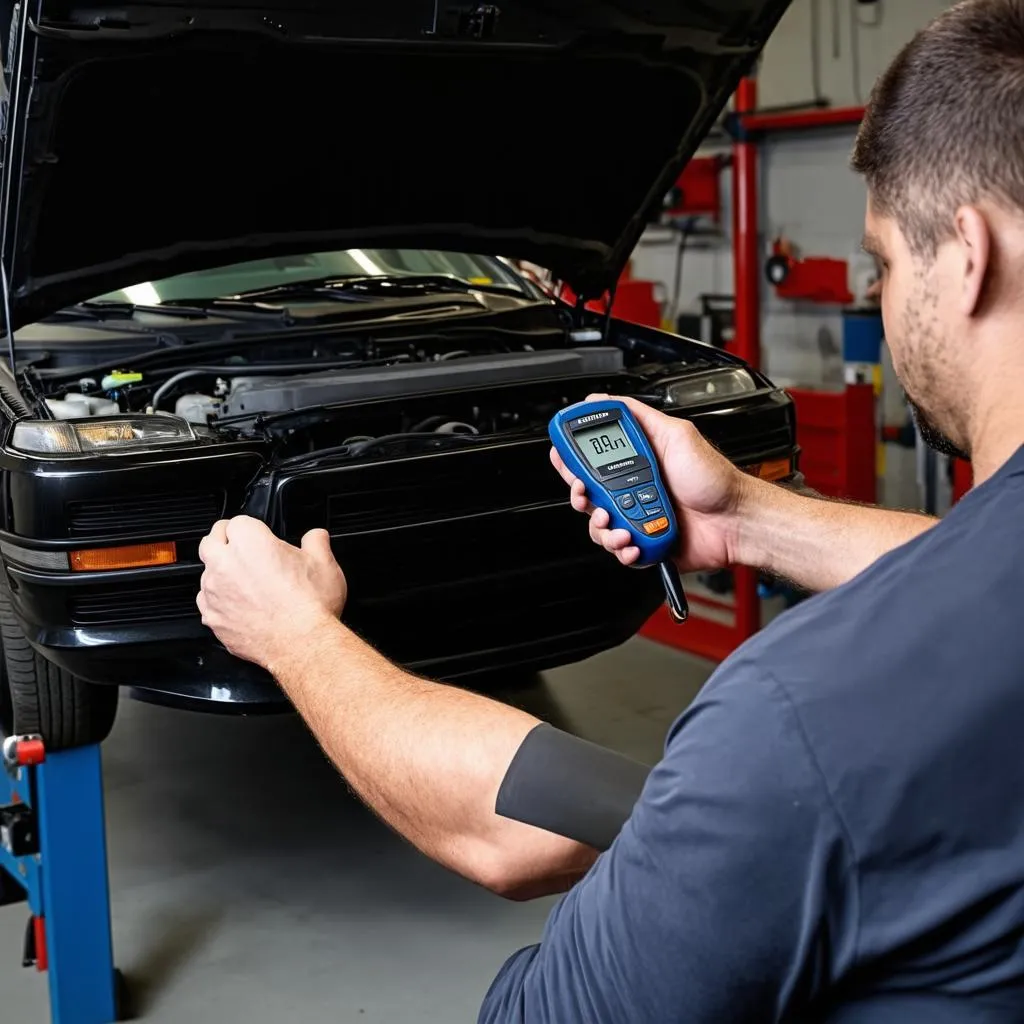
[[0, 734, 123, 1023]]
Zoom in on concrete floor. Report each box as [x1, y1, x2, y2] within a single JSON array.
[[0, 637, 713, 1023]]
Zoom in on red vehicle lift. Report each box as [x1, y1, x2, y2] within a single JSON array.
[[641, 77, 764, 663], [641, 85, 875, 662]]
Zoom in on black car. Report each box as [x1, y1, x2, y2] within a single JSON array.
[[0, 0, 795, 749]]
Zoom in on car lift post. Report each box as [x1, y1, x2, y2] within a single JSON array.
[[0, 733, 120, 1024]]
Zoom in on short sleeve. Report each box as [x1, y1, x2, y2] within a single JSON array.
[[478, 662, 858, 1024]]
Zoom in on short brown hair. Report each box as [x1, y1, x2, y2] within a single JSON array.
[[851, 0, 1024, 256]]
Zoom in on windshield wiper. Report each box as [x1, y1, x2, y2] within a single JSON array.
[[224, 274, 527, 304], [50, 299, 293, 324]]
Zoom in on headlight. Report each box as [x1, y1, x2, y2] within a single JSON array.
[[662, 368, 758, 408], [10, 415, 196, 455]]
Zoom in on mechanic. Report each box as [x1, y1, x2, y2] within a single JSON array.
[[197, 2, 1024, 1019]]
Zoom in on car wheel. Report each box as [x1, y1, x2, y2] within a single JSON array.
[[0, 586, 118, 750]]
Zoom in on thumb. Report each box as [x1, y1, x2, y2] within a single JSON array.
[[617, 396, 680, 462], [301, 528, 335, 563]]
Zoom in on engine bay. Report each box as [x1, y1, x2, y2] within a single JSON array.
[[25, 323, 718, 462]]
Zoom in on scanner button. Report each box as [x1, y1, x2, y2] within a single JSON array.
[[643, 506, 664, 517], [642, 516, 670, 536], [635, 487, 659, 504], [616, 494, 636, 510]]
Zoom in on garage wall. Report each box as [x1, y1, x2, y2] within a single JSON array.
[[633, 0, 956, 372], [757, 0, 953, 110], [628, 1, 956, 508]]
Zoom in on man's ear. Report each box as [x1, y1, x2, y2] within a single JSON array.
[[954, 205, 991, 317]]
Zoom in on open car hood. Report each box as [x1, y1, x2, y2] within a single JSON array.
[[0, 0, 790, 330]]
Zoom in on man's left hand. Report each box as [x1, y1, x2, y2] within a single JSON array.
[[197, 516, 347, 673]]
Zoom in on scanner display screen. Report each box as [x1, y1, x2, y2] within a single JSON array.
[[574, 422, 637, 469]]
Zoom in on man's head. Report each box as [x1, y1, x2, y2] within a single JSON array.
[[851, 0, 1024, 459]]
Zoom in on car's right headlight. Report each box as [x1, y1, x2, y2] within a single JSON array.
[[661, 367, 758, 408], [10, 415, 196, 456]]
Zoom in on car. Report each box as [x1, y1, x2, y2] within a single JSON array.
[[0, 0, 795, 749]]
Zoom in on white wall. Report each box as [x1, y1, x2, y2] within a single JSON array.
[[758, 0, 953, 110]]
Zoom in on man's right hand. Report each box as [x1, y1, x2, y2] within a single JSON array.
[[549, 394, 754, 574]]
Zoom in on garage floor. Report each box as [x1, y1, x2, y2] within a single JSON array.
[[0, 637, 713, 1023]]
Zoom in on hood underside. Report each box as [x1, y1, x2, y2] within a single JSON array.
[[1, 0, 790, 329]]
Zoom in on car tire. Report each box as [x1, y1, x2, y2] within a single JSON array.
[[0, 587, 118, 750]]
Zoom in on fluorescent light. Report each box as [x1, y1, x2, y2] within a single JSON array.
[[347, 249, 384, 276], [123, 282, 161, 305]]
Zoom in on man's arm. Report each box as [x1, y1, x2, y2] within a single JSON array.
[[275, 619, 597, 898], [197, 517, 597, 899], [553, 394, 937, 594], [479, 659, 858, 1023], [733, 471, 936, 592]]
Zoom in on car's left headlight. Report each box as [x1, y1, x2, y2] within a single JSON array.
[[10, 415, 196, 456], [661, 368, 758, 408]]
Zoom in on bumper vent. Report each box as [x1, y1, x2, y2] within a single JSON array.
[[66, 492, 224, 539], [326, 443, 563, 535], [69, 582, 199, 626], [699, 418, 793, 466]]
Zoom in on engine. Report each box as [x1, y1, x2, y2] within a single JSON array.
[[33, 334, 671, 462], [214, 348, 623, 420]]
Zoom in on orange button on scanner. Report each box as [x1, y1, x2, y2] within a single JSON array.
[[642, 516, 670, 536]]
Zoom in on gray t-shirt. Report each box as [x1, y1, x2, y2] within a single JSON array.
[[480, 447, 1024, 1022]]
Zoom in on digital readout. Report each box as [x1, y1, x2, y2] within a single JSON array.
[[574, 422, 638, 469]]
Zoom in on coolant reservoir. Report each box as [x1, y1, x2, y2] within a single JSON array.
[[175, 393, 220, 425], [45, 393, 120, 419]]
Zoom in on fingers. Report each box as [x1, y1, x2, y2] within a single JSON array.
[[198, 519, 230, 564], [300, 528, 336, 564], [589, 515, 631, 554], [618, 545, 641, 566], [225, 514, 273, 544], [549, 447, 577, 488], [616, 395, 681, 458], [569, 479, 593, 514]]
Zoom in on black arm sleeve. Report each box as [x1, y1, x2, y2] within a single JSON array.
[[494, 723, 651, 851]]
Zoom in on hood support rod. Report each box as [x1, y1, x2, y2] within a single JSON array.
[[1, 260, 14, 373]]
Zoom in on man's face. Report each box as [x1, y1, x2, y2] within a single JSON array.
[[863, 201, 970, 459]]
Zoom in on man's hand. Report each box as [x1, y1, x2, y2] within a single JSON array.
[[197, 516, 346, 673], [550, 394, 752, 574]]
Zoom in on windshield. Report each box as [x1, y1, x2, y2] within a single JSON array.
[[92, 249, 530, 304]]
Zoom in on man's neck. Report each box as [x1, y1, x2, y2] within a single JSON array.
[[968, 374, 1024, 485]]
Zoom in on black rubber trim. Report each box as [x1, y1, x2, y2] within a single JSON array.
[[495, 723, 650, 852]]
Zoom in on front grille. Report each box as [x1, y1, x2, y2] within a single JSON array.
[[69, 582, 199, 626], [696, 414, 794, 465], [67, 492, 225, 538], [325, 442, 563, 536]]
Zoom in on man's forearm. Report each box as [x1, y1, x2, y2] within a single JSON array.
[[734, 475, 937, 592], [269, 619, 597, 899]]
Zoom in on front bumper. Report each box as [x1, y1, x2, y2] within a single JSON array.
[[5, 527, 664, 712], [0, 388, 796, 712]]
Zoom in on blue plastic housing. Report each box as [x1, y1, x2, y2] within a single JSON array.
[[549, 399, 678, 567]]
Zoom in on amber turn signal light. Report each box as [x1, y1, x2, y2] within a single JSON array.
[[744, 457, 792, 483], [70, 541, 177, 572]]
